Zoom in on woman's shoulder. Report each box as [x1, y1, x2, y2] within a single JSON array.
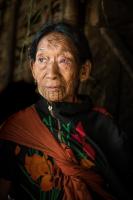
[[0, 105, 36, 127]]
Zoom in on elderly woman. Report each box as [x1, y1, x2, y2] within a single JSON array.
[[0, 22, 132, 200]]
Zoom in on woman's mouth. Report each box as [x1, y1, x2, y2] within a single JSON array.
[[46, 86, 61, 91]]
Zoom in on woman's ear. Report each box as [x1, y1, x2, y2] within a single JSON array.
[[79, 60, 92, 82]]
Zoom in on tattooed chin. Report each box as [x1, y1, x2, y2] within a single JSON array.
[[41, 88, 65, 102]]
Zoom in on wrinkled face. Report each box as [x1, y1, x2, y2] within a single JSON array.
[[31, 32, 81, 102]]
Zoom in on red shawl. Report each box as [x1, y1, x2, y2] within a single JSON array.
[[0, 106, 115, 200]]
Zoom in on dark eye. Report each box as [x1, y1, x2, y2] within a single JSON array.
[[59, 58, 70, 65], [60, 58, 66, 63], [37, 57, 47, 64]]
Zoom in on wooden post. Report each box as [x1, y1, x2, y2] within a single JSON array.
[[4, 0, 21, 85]]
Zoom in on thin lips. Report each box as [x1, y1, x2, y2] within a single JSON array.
[[45, 86, 62, 90], [46, 86, 61, 88]]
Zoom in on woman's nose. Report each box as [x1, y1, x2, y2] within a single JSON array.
[[46, 61, 59, 79]]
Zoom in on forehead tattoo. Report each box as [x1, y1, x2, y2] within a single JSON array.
[[47, 34, 64, 48], [38, 33, 74, 51]]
